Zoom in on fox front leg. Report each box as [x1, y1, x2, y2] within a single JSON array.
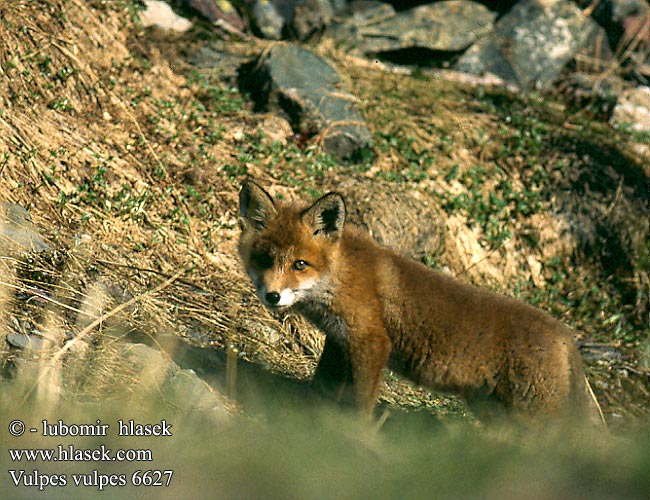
[[313, 335, 354, 405], [348, 328, 391, 417]]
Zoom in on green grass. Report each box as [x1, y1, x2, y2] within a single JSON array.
[[1, 397, 647, 499]]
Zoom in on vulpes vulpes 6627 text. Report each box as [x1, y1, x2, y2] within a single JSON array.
[[238, 180, 602, 424]]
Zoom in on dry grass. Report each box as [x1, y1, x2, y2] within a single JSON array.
[[0, 2, 647, 498], [0, 0, 321, 412], [0, 0, 647, 429]]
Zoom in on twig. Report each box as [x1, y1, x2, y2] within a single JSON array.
[[585, 376, 608, 431], [582, 0, 601, 17], [614, 364, 650, 377], [0, 280, 85, 316], [456, 242, 504, 278], [226, 343, 238, 400]]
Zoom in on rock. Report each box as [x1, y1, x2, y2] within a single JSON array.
[[289, 0, 336, 40], [455, 0, 601, 89], [189, 44, 253, 87], [140, 0, 193, 32], [611, 0, 649, 20], [571, 24, 615, 74], [335, 1, 395, 25], [333, 1, 496, 55], [165, 368, 231, 418], [0, 203, 50, 256], [120, 343, 231, 422], [244, 45, 372, 160], [610, 86, 650, 132], [239, 0, 349, 40], [580, 343, 624, 364], [6, 332, 49, 351], [243, 0, 285, 39], [180, 0, 245, 32]]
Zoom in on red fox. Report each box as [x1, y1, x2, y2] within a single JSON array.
[[238, 180, 603, 424]]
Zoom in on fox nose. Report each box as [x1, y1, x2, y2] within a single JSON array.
[[265, 291, 281, 305]]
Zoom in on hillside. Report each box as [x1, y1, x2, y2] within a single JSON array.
[[0, 1, 648, 497]]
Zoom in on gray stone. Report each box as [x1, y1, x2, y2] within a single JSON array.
[[246, 0, 285, 39], [120, 343, 231, 422], [290, 0, 336, 40], [240, 0, 350, 39], [6, 332, 50, 351], [341, 179, 445, 260], [165, 368, 228, 415], [180, 0, 245, 31], [255, 115, 294, 145], [572, 25, 615, 74], [247, 45, 372, 160], [609, 0, 649, 21], [455, 0, 601, 89], [0, 203, 50, 256], [580, 344, 624, 364], [336, 1, 395, 25], [267, 0, 297, 21], [329, 1, 495, 55], [611, 86, 650, 132], [189, 44, 253, 87]]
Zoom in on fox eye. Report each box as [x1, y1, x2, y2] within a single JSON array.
[[293, 260, 308, 271], [252, 253, 273, 269]]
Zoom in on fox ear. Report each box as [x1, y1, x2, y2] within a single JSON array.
[[302, 193, 346, 240], [239, 180, 276, 230]]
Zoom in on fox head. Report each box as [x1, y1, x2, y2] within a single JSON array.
[[238, 180, 346, 310]]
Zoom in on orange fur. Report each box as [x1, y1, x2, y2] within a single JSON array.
[[238, 181, 598, 423]]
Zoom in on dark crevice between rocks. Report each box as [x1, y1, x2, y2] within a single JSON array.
[[237, 59, 272, 113], [372, 47, 465, 69], [586, 0, 626, 50], [238, 58, 315, 133], [276, 92, 318, 135]]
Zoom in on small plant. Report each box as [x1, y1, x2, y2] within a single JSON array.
[[187, 71, 246, 114], [48, 96, 73, 112]]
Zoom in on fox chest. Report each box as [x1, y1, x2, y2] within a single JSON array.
[[295, 301, 350, 341]]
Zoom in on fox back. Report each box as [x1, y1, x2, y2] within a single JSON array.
[[238, 180, 599, 424]]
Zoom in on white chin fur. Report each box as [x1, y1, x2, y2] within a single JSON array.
[[275, 289, 296, 307], [259, 288, 297, 308]]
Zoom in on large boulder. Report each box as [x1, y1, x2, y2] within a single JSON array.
[[331, 1, 496, 55], [455, 0, 601, 89], [244, 44, 372, 160]]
